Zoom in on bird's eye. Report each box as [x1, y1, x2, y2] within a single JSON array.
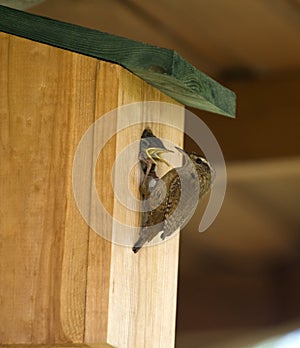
[[195, 158, 203, 164]]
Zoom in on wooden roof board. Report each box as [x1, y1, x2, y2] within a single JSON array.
[[0, 4, 236, 117]]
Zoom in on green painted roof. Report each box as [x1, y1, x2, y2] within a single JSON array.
[[0, 5, 235, 117]]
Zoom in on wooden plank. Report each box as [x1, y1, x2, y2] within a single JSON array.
[[84, 57, 184, 347], [1, 31, 184, 347], [106, 66, 184, 348], [0, 32, 95, 343], [0, 4, 236, 117], [124, 0, 300, 73], [84, 62, 120, 343]]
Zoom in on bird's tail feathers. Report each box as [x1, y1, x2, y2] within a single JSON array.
[[132, 235, 147, 253], [132, 224, 164, 253]]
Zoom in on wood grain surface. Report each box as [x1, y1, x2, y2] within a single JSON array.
[[0, 4, 235, 117], [0, 32, 184, 347]]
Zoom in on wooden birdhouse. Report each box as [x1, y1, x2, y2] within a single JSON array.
[[0, 5, 235, 348]]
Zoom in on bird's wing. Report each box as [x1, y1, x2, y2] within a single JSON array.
[[162, 169, 181, 220], [159, 169, 184, 239], [133, 180, 165, 253], [141, 169, 180, 231], [133, 170, 179, 253], [141, 178, 168, 229]]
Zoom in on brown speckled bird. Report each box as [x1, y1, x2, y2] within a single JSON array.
[[133, 146, 214, 253]]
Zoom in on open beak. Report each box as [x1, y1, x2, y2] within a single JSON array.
[[145, 147, 173, 166]]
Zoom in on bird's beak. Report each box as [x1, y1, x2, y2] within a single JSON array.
[[174, 146, 187, 154], [174, 146, 190, 166], [146, 147, 173, 166]]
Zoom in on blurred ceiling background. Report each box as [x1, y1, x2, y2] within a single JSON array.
[[10, 0, 300, 346]]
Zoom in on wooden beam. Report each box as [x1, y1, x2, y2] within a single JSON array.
[[0, 32, 183, 347], [0, 4, 236, 117], [0, 32, 93, 343]]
